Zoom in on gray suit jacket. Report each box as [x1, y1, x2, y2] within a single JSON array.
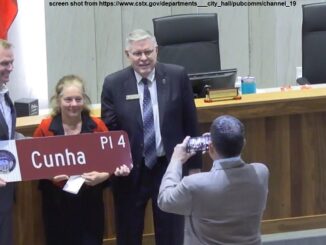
[[0, 92, 20, 212], [158, 157, 269, 245]]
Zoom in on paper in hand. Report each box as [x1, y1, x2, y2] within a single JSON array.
[[63, 175, 85, 194]]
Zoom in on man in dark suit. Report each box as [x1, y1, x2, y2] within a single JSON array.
[[0, 39, 23, 245], [101, 29, 201, 245]]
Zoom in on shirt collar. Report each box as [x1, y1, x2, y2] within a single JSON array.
[[135, 69, 156, 84], [212, 156, 245, 170], [0, 84, 9, 95], [49, 112, 96, 135]]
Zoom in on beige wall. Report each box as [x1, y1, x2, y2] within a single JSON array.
[[44, 0, 326, 105]]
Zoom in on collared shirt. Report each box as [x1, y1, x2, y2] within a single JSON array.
[[134, 69, 165, 157], [211, 156, 244, 170], [0, 84, 12, 138]]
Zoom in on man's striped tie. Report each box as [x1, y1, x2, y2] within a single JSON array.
[[142, 78, 157, 169]]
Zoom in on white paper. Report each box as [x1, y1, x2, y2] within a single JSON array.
[[63, 175, 85, 194]]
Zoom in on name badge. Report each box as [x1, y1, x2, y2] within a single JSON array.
[[126, 94, 140, 100]]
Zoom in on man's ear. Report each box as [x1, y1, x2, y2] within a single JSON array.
[[125, 50, 129, 58], [208, 143, 217, 159], [243, 138, 246, 149], [208, 143, 214, 154]]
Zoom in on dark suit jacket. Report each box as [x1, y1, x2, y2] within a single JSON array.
[[0, 93, 17, 212], [101, 63, 201, 186]]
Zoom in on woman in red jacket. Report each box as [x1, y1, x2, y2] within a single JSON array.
[[33, 74, 129, 245]]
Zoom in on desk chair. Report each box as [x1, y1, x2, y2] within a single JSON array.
[[297, 3, 326, 85], [153, 13, 220, 74]]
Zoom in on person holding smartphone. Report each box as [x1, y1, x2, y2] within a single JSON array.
[[158, 115, 269, 245]]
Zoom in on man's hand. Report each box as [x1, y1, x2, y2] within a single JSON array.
[[114, 164, 132, 176], [0, 178, 6, 187], [171, 136, 196, 164]]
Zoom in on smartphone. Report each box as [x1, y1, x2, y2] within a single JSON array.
[[186, 134, 211, 153]]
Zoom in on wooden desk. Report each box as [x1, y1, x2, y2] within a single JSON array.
[[14, 88, 326, 244]]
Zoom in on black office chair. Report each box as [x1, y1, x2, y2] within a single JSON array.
[[297, 3, 326, 85], [153, 13, 221, 75]]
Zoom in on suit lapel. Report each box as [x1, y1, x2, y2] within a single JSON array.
[[0, 110, 9, 139], [5, 93, 16, 139], [0, 93, 15, 140], [123, 67, 143, 130], [155, 63, 168, 129]]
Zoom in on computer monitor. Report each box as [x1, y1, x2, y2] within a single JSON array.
[[189, 68, 237, 98]]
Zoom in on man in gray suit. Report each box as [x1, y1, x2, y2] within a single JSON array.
[[0, 39, 22, 245], [158, 115, 269, 245]]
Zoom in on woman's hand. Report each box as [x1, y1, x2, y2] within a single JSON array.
[[52, 175, 69, 182], [0, 178, 6, 187], [82, 171, 109, 186]]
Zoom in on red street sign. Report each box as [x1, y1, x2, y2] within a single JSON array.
[[0, 131, 132, 182]]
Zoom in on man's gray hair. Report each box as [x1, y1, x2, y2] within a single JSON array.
[[125, 29, 157, 50]]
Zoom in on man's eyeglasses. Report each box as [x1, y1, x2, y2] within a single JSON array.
[[129, 49, 155, 58]]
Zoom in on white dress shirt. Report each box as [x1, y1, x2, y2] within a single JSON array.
[[135, 70, 165, 157]]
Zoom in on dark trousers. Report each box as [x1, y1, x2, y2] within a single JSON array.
[[113, 157, 184, 245], [0, 209, 13, 245], [40, 181, 104, 245]]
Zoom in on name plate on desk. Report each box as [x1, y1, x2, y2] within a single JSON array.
[[204, 88, 241, 102], [0, 131, 132, 182]]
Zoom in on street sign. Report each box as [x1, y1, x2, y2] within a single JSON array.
[[0, 131, 132, 182]]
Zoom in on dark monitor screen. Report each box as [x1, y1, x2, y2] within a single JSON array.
[[188, 68, 237, 98]]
